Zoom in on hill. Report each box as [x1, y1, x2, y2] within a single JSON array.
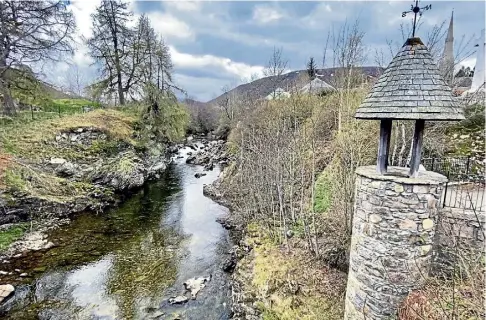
[[206, 66, 383, 106], [4, 67, 81, 109]]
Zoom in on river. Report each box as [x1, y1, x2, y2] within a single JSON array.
[[0, 146, 232, 319]]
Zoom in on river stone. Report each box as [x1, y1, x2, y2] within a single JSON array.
[[50, 158, 66, 165], [183, 275, 211, 299], [194, 173, 207, 178], [55, 162, 76, 177], [0, 284, 14, 303], [168, 296, 188, 305], [186, 156, 196, 164]]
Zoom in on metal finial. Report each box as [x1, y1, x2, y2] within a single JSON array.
[[402, 0, 432, 37]]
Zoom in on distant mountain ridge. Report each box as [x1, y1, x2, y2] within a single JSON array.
[[205, 66, 383, 106]]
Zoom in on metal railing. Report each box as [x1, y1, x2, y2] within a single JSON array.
[[421, 156, 485, 211]]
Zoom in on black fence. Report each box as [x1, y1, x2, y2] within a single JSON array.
[[422, 156, 482, 179], [422, 156, 485, 211]]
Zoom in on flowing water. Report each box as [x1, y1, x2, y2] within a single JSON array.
[[0, 147, 232, 320]]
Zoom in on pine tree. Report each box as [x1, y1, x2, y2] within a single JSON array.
[[87, 0, 131, 105], [307, 57, 317, 79]]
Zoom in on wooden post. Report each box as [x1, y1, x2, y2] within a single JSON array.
[[377, 119, 392, 174], [409, 119, 425, 178]]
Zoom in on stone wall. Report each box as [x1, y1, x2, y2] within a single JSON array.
[[433, 206, 485, 274], [345, 166, 447, 320]]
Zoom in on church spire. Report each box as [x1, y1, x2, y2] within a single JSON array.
[[446, 11, 454, 43], [442, 11, 454, 84]]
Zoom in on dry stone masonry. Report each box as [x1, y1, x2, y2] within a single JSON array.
[[433, 206, 485, 275], [345, 166, 447, 319]]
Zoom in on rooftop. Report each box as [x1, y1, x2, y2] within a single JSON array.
[[355, 37, 464, 121]]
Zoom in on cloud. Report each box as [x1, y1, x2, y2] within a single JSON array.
[[164, 1, 202, 12], [302, 3, 349, 29], [146, 12, 194, 40], [173, 73, 229, 102], [70, 0, 100, 39], [169, 46, 264, 81], [252, 5, 285, 24]]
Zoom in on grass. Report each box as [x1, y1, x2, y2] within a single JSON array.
[[241, 224, 347, 320], [0, 109, 138, 204], [0, 109, 137, 161], [314, 170, 332, 213], [3, 164, 96, 203], [0, 223, 29, 251]]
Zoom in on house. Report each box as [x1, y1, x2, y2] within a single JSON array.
[[265, 87, 290, 100], [300, 77, 335, 95]]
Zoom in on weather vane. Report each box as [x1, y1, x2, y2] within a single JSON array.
[[402, 0, 432, 37]]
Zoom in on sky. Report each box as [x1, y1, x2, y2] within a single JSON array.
[[45, 0, 485, 102]]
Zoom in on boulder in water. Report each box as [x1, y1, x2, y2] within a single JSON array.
[[0, 284, 14, 303], [183, 275, 211, 299], [186, 156, 196, 164], [168, 295, 188, 305]]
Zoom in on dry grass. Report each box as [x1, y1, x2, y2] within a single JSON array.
[[242, 224, 347, 320], [400, 245, 485, 320], [0, 109, 136, 202], [0, 109, 137, 161], [0, 153, 12, 189], [399, 276, 485, 319]]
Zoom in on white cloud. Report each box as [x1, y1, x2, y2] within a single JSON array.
[[68, 0, 101, 67], [70, 0, 100, 39], [169, 46, 264, 81], [165, 1, 202, 12], [302, 3, 348, 29], [174, 73, 229, 102], [147, 12, 194, 40], [252, 5, 285, 24]]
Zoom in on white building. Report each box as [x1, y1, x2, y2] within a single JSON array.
[[300, 77, 335, 95], [463, 29, 485, 96], [265, 87, 291, 100]]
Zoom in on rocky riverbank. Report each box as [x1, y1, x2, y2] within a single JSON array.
[[203, 141, 348, 320], [0, 135, 232, 261], [0, 110, 179, 226], [0, 141, 235, 319], [0, 110, 186, 265], [201, 153, 262, 319]]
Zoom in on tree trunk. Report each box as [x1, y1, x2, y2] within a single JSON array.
[[1, 82, 15, 116], [0, 51, 15, 115], [109, 1, 125, 106]]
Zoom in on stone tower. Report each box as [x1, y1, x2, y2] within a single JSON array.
[[345, 36, 464, 319]]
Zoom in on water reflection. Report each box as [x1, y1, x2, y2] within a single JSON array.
[[3, 149, 232, 319]]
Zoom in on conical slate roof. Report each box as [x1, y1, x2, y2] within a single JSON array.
[[355, 37, 464, 120]]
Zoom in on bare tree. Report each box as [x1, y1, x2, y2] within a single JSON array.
[[322, 31, 331, 69], [65, 63, 85, 97], [0, 0, 76, 115], [263, 46, 288, 99], [328, 18, 366, 131]]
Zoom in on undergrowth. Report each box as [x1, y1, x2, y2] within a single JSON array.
[[0, 223, 29, 251], [241, 224, 347, 320]]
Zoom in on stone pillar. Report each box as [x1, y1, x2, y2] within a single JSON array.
[[344, 166, 447, 320]]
